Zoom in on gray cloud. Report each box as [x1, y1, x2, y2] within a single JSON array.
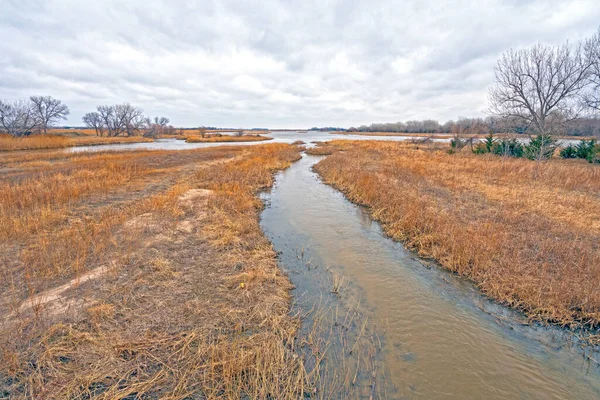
[[1, 0, 599, 128]]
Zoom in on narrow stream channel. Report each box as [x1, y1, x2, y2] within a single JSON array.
[[260, 153, 600, 399]]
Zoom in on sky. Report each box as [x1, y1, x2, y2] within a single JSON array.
[[1, 0, 599, 129]]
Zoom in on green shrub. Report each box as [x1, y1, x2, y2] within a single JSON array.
[[524, 135, 557, 161], [492, 138, 524, 158], [473, 133, 496, 154], [560, 139, 598, 163], [576, 139, 596, 162], [559, 144, 578, 159]]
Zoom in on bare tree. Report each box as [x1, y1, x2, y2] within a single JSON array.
[[143, 116, 170, 137], [29, 96, 70, 134], [86, 104, 170, 138], [489, 41, 594, 160], [97, 105, 118, 136], [585, 27, 600, 112], [0, 99, 39, 136], [82, 112, 105, 136], [115, 104, 144, 136]]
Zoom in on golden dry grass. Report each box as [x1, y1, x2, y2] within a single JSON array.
[[47, 128, 99, 135], [314, 140, 600, 329], [304, 142, 344, 156], [185, 135, 272, 143], [0, 134, 153, 151], [0, 144, 336, 399]]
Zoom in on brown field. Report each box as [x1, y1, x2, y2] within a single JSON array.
[[0, 144, 327, 398], [185, 134, 272, 143], [0, 134, 153, 152], [314, 141, 600, 331]]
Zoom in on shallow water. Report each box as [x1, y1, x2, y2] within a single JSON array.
[[68, 131, 579, 153], [260, 153, 600, 399], [68, 131, 447, 152]]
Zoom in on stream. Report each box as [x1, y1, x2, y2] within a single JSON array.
[[259, 153, 600, 399]]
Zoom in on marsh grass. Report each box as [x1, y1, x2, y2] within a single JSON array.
[[305, 142, 343, 156], [185, 135, 272, 143], [0, 134, 152, 151], [1, 144, 363, 399], [315, 140, 600, 330]]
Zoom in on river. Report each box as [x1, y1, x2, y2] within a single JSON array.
[[259, 153, 600, 399], [68, 131, 580, 153], [68, 131, 449, 152]]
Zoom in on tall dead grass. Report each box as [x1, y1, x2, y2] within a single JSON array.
[[185, 135, 272, 143], [314, 141, 600, 329], [0, 134, 152, 151], [0, 144, 342, 399]]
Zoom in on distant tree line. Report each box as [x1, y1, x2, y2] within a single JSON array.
[[0, 96, 70, 136], [309, 127, 347, 132], [348, 116, 600, 136]]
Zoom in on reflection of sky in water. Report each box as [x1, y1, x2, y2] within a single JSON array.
[[69, 131, 581, 153], [68, 131, 450, 152]]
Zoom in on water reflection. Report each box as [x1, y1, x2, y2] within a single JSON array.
[[69, 131, 449, 152]]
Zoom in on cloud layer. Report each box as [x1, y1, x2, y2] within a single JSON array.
[[1, 0, 599, 128]]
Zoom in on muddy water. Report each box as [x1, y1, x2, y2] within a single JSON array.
[[260, 154, 600, 399]]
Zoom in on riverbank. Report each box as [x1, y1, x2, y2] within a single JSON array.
[[0, 134, 153, 151], [314, 141, 600, 335], [0, 144, 315, 398]]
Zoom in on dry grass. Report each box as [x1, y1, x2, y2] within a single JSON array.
[[314, 140, 600, 329], [185, 135, 272, 143], [0, 134, 153, 151], [47, 128, 99, 136], [304, 142, 343, 156], [0, 134, 70, 151], [0, 144, 339, 399]]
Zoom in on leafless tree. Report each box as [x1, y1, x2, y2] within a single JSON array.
[[97, 105, 118, 136], [490, 42, 593, 134], [0, 99, 39, 136], [82, 112, 105, 136], [114, 104, 144, 136], [29, 96, 70, 134], [584, 27, 600, 112], [489, 41, 594, 160], [88, 104, 169, 137], [235, 129, 244, 137], [143, 116, 170, 137]]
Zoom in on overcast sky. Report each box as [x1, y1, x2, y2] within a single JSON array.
[[1, 0, 599, 128]]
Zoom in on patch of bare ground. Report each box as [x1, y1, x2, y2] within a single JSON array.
[[0, 144, 328, 399], [314, 140, 600, 334]]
